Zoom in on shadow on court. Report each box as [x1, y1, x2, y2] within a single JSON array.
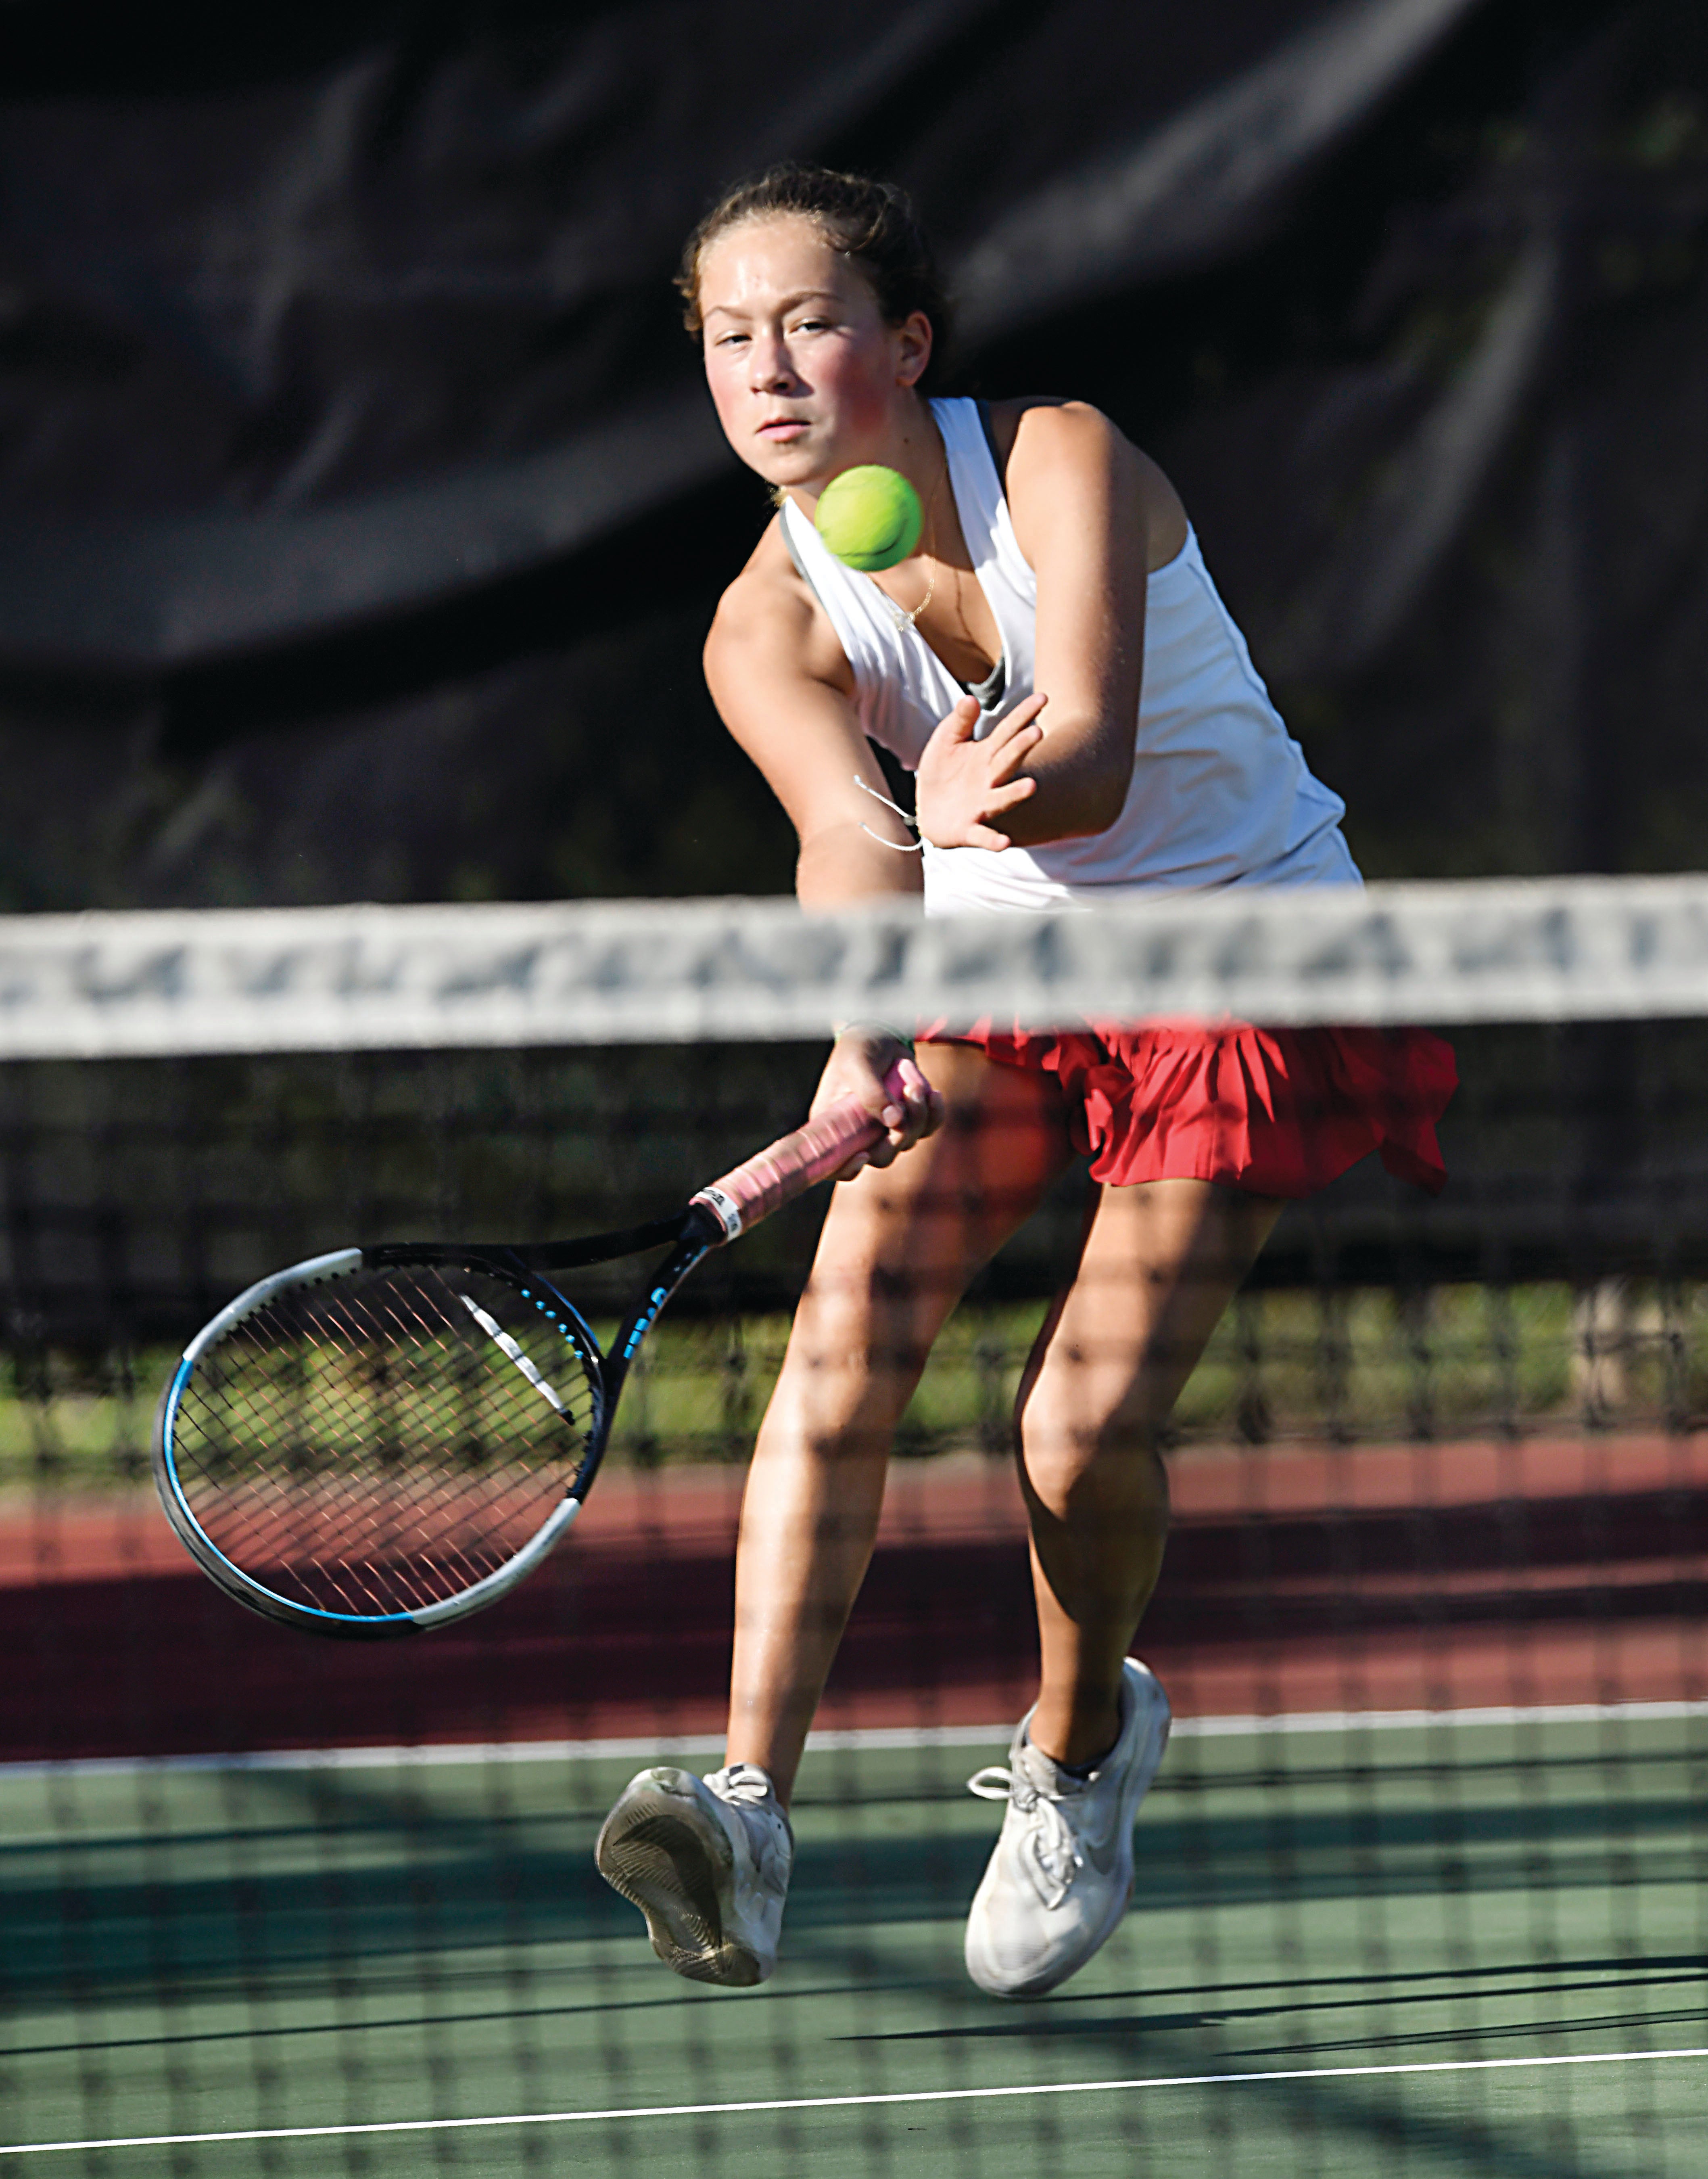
[[0, 1750, 1701, 1998], [2, 1726, 1703, 2176]]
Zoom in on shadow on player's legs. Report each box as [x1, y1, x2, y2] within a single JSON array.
[[1015, 1177, 1283, 1767], [725, 1042, 1074, 1800]]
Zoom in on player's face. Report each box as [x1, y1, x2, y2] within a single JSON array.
[[696, 214, 929, 490]]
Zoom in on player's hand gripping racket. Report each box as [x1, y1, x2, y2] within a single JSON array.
[[152, 1084, 897, 1637]]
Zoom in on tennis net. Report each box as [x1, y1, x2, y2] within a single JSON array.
[[1, 879, 1705, 2175]]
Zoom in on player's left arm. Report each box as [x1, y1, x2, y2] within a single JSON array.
[[915, 402, 1150, 850]]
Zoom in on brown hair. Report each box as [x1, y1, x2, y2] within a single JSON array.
[[677, 163, 952, 390]]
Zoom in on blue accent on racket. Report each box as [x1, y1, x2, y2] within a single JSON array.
[[152, 1080, 896, 1637]]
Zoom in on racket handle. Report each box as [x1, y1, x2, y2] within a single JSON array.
[[689, 1066, 907, 1242]]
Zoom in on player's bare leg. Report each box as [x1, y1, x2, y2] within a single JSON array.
[[599, 1046, 1068, 1986], [963, 1177, 1282, 1997], [724, 1043, 1073, 1803], [1015, 1177, 1283, 1767]]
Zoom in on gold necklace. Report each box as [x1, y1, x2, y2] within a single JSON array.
[[880, 458, 942, 635]]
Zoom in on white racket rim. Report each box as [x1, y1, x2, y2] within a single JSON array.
[[155, 1248, 600, 1633]]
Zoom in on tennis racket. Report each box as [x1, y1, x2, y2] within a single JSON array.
[[152, 1082, 897, 1638]]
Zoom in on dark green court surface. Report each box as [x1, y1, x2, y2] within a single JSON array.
[[1, 1715, 1705, 2175]]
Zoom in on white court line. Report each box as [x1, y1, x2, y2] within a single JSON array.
[[3, 1699, 1705, 1781], [4, 2047, 1707, 2157]]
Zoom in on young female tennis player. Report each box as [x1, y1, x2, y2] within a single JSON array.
[[595, 166, 1456, 1997]]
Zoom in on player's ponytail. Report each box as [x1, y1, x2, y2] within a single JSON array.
[[677, 164, 953, 391]]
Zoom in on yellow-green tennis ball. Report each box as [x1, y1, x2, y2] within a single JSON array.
[[814, 466, 923, 572]]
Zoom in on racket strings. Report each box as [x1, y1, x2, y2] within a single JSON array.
[[188, 1292, 580, 1610], [169, 1264, 596, 1616]]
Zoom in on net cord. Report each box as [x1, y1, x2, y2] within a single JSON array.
[[8, 875, 1708, 1056]]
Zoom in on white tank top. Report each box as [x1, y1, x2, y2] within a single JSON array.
[[779, 397, 1359, 913]]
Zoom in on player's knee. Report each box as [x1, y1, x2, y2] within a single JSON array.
[[1015, 1382, 1170, 1513]]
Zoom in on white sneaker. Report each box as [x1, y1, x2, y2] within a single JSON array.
[[595, 1761, 792, 1987], [963, 1658, 1171, 1999]]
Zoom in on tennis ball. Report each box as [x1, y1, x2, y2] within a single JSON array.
[[814, 465, 923, 572]]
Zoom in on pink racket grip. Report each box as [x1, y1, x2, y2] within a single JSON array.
[[689, 1066, 908, 1242]]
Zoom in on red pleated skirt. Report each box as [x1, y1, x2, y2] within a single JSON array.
[[922, 1019, 1458, 1199]]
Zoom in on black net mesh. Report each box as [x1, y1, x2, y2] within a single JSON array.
[[0, 979, 1705, 2173]]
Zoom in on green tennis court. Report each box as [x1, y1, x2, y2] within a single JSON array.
[[5, 1712, 1704, 2175], [8, 894, 1708, 2176]]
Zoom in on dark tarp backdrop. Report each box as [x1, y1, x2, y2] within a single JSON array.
[[0, 0, 1702, 908]]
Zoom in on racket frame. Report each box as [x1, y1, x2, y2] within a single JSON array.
[[153, 1219, 722, 1637], [154, 1079, 894, 1636]]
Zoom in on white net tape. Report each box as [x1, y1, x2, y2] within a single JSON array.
[[1, 874, 1706, 1058]]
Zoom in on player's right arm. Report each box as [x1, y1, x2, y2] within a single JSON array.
[[704, 535, 922, 908], [704, 528, 942, 1161]]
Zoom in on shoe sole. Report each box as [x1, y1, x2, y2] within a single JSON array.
[[967, 1664, 1173, 2000], [595, 1774, 765, 1988]]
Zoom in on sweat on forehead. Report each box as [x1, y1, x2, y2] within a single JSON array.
[[695, 213, 858, 295], [676, 163, 951, 377]]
